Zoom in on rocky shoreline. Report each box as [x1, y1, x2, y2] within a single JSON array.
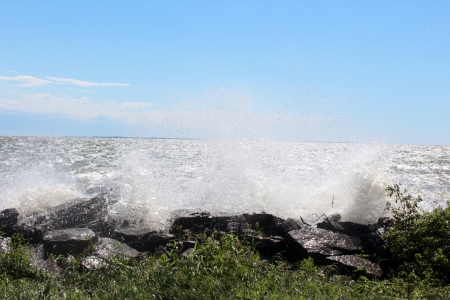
[[0, 192, 392, 278]]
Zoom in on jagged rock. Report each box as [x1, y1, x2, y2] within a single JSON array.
[[81, 237, 139, 270], [274, 218, 305, 235], [13, 193, 113, 240], [213, 215, 248, 234], [242, 213, 285, 236], [85, 219, 116, 237], [245, 235, 286, 255], [113, 228, 175, 252], [325, 255, 383, 277], [0, 208, 19, 234], [0, 236, 11, 252], [182, 240, 197, 250], [286, 227, 362, 261], [181, 248, 195, 257], [313, 215, 392, 262], [43, 228, 98, 257], [170, 209, 212, 234], [314, 214, 348, 233]]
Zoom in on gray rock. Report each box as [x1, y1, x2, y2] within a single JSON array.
[[113, 228, 175, 252], [275, 218, 304, 235], [286, 227, 362, 260], [0, 208, 19, 233], [43, 228, 98, 257], [170, 209, 212, 234], [325, 255, 383, 277], [13, 193, 112, 241], [245, 235, 286, 255], [81, 237, 139, 270]]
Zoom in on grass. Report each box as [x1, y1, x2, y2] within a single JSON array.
[[1, 232, 450, 299]]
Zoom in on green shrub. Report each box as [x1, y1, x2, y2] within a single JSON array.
[[384, 184, 450, 285]]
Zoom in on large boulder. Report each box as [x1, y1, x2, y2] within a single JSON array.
[[42, 228, 98, 257], [81, 237, 140, 269], [170, 209, 213, 234], [13, 193, 112, 241], [286, 227, 362, 261], [314, 215, 392, 262], [245, 235, 286, 255], [325, 255, 383, 277], [0, 208, 19, 234], [113, 228, 175, 252]]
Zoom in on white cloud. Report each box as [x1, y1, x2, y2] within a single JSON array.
[[46, 77, 130, 87], [0, 75, 52, 87], [0, 93, 152, 120], [0, 90, 335, 141], [0, 75, 129, 87]]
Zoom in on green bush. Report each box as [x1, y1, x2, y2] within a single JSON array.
[[384, 184, 450, 285]]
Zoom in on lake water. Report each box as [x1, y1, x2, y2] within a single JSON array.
[[1, 136, 449, 230]]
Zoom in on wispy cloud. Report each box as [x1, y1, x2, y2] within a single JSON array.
[[0, 91, 334, 141], [0, 75, 52, 87], [46, 77, 130, 87], [0, 93, 152, 119], [0, 75, 129, 87]]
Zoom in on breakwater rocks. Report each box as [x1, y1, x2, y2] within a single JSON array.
[[0, 192, 391, 278]]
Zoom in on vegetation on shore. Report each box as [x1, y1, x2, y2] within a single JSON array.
[[1, 185, 450, 299]]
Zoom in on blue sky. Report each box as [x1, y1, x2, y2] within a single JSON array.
[[0, 1, 449, 144]]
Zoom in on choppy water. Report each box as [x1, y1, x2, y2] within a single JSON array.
[[0, 136, 449, 230]]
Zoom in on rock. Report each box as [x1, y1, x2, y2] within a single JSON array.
[[182, 240, 197, 250], [12, 193, 112, 241], [39, 193, 111, 230], [313, 214, 348, 234], [170, 209, 212, 234], [274, 218, 305, 235], [0, 236, 11, 252], [286, 227, 362, 261], [213, 215, 248, 234], [113, 228, 175, 252], [245, 235, 286, 255], [81, 237, 139, 270], [0, 208, 19, 233], [181, 248, 195, 257], [325, 255, 383, 277], [243, 213, 285, 236], [85, 219, 116, 237], [43, 228, 98, 257]]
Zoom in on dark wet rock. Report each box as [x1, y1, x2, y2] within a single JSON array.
[[0, 208, 19, 234], [242, 213, 285, 236], [313, 215, 392, 262], [154, 245, 167, 257], [325, 255, 383, 277], [213, 215, 248, 234], [84, 219, 116, 237], [43, 228, 98, 257], [182, 240, 197, 250], [181, 248, 195, 257], [11, 225, 45, 243], [314, 214, 349, 234], [39, 193, 111, 230], [170, 209, 213, 234], [81, 237, 139, 270], [286, 227, 362, 261], [274, 218, 305, 235], [113, 228, 175, 252], [13, 193, 112, 239], [245, 235, 286, 255]]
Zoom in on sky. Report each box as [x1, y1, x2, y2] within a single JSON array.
[[0, 0, 449, 144]]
